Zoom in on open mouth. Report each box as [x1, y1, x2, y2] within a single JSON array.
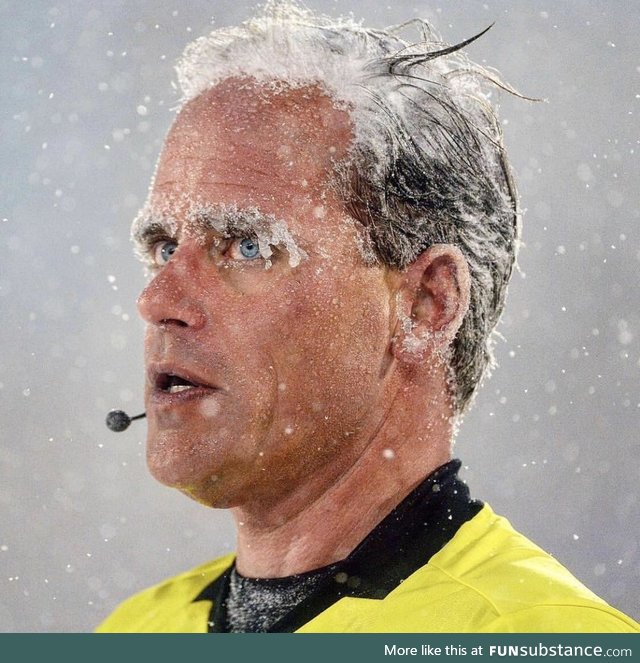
[[155, 373, 212, 395]]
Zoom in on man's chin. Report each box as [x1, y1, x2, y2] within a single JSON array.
[[177, 483, 235, 509], [147, 458, 231, 506], [145, 440, 237, 507]]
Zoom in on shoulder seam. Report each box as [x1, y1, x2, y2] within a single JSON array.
[[427, 559, 502, 617]]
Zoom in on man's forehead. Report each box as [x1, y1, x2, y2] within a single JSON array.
[[137, 192, 222, 225], [177, 78, 352, 133], [130, 79, 368, 266], [159, 79, 354, 183]]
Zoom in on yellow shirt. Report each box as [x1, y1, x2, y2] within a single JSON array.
[[96, 504, 639, 633]]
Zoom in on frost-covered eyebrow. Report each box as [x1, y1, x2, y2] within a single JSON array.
[[131, 212, 177, 263], [131, 206, 273, 245], [131, 203, 307, 267], [191, 206, 276, 237], [132, 218, 175, 245], [190, 206, 308, 267]]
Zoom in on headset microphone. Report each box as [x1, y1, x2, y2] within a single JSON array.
[[106, 409, 146, 432]]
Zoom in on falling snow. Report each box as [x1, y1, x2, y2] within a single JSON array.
[[1, 0, 638, 633]]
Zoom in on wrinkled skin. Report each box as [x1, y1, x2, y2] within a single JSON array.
[[137, 80, 401, 512]]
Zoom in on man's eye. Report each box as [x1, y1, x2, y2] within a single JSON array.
[[153, 240, 178, 266], [229, 237, 261, 261]]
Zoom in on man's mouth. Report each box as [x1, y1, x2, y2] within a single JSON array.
[[157, 373, 204, 394], [150, 368, 221, 404]]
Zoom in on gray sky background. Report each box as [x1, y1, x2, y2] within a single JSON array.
[[1, 0, 638, 632]]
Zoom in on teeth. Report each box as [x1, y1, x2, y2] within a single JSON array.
[[168, 384, 195, 394]]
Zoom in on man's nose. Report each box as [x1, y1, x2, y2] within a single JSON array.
[[136, 254, 207, 330]]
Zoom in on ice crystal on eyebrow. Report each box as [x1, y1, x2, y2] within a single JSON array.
[[188, 203, 307, 269], [130, 204, 179, 264]]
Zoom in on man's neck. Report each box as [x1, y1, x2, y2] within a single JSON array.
[[231, 373, 454, 578]]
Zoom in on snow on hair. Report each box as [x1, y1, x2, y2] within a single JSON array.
[[175, 0, 522, 414]]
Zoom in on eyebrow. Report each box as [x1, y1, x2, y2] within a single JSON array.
[[129, 210, 173, 264], [132, 205, 285, 244], [130, 203, 307, 266], [190, 205, 277, 238], [132, 218, 175, 245], [131, 200, 308, 269]]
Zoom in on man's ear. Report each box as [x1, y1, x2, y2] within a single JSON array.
[[391, 244, 470, 364]]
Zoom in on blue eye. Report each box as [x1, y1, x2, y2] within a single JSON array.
[[153, 240, 178, 266], [238, 237, 260, 259]]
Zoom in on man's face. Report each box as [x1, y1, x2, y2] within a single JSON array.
[[136, 80, 398, 510]]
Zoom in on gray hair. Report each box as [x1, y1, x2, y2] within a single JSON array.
[[175, 0, 521, 413]]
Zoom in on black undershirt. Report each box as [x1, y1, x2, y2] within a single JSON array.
[[225, 562, 339, 632], [193, 459, 482, 633]]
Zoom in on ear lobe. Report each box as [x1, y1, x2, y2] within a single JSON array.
[[391, 244, 470, 363]]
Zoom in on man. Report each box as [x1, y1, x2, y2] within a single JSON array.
[[97, 2, 638, 632]]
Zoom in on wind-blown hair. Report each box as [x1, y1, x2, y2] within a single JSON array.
[[175, 0, 521, 413]]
